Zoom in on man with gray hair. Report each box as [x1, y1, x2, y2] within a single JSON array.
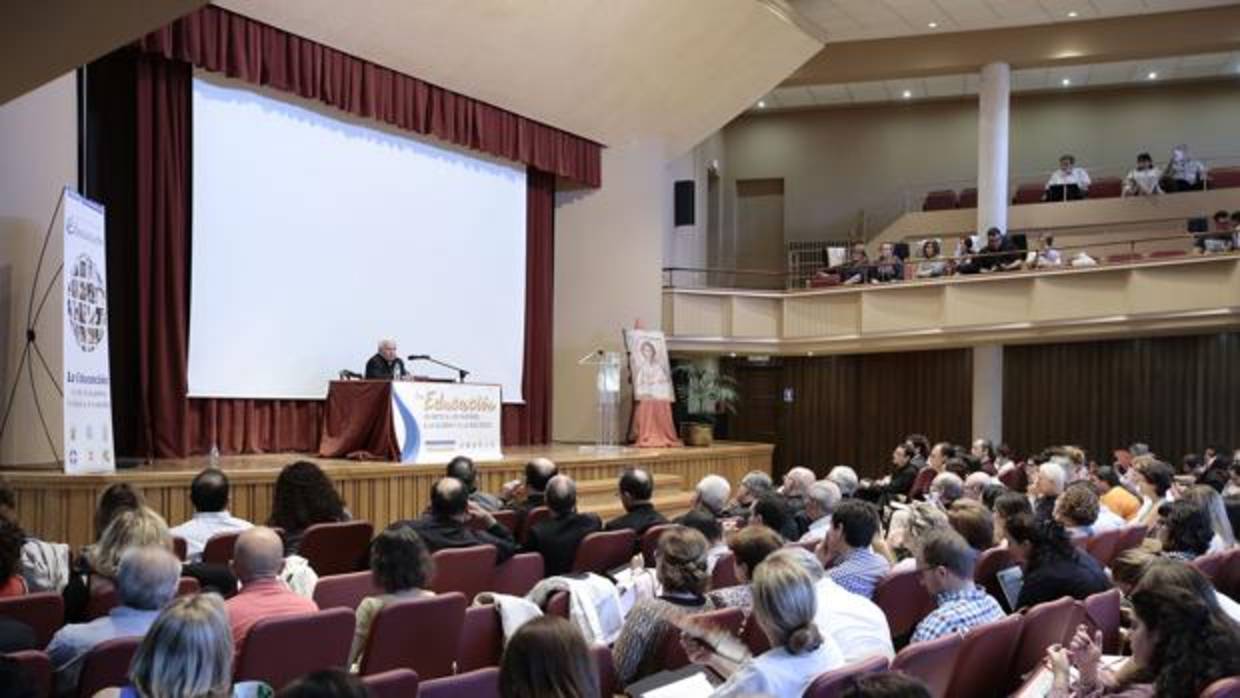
[[675, 474, 731, 524], [1033, 460, 1067, 522], [722, 470, 773, 519], [799, 480, 841, 545], [364, 338, 408, 380], [826, 466, 859, 498], [771, 547, 894, 663], [929, 472, 964, 509], [48, 546, 181, 694]]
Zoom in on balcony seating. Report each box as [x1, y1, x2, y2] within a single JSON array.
[[922, 190, 958, 211]]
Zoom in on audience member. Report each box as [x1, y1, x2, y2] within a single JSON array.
[[1109, 548, 1156, 597], [1135, 558, 1240, 624], [867, 443, 920, 504], [1157, 500, 1213, 562], [1033, 461, 1066, 522], [885, 501, 949, 567], [871, 242, 904, 284], [1053, 481, 1105, 537], [995, 443, 1020, 476], [1200, 209, 1236, 253], [604, 468, 667, 536], [1164, 143, 1207, 192], [779, 547, 894, 663], [946, 499, 995, 552], [961, 228, 1022, 274], [1030, 234, 1063, 268], [909, 529, 1005, 643], [676, 474, 731, 522], [827, 466, 859, 498], [525, 475, 602, 576], [723, 470, 774, 519], [446, 455, 503, 512], [1045, 154, 1090, 200], [840, 243, 871, 285], [0, 518, 27, 597], [1130, 460, 1174, 527], [1180, 484, 1236, 551], [397, 477, 518, 561], [818, 500, 889, 599], [799, 481, 841, 545], [677, 508, 729, 573], [64, 506, 173, 623], [928, 472, 963, 509], [500, 615, 598, 698], [841, 673, 932, 698], [915, 239, 949, 278], [96, 593, 238, 698], [225, 527, 318, 657], [93, 483, 144, 542], [502, 457, 558, 517], [1123, 152, 1162, 196], [779, 466, 816, 516], [277, 670, 369, 698], [1092, 466, 1140, 521], [170, 469, 253, 561], [1004, 513, 1110, 610], [971, 438, 996, 474], [980, 483, 1008, 511], [750, 493, 799, 541], [0, 476, 69, 594], [708, 524, 784, 611], [349, 526, 434, 665], [612, 526, 712, 685], [962, 471, 992, 502], [267, 461, 349, 555], [48, 546, 180, 695], [992, 491, 1033, 545], [686, 554, 845, 697]]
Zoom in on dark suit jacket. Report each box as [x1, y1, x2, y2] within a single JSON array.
[[396, 515, 518, 563], [364, 353, 407, 380], [525, 512, 602, 576], [604, 503, 668, 536]]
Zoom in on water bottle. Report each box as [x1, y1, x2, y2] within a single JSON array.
[[209, 443, 220, 469]]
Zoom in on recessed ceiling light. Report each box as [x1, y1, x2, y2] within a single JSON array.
[[1147, 71, 1158, 80], [1067, 10, 1078, 18], [757, 100, 766, 109], [902, 89, 913, 99], [1061, 78, 1072, 86], [927, 21, 938, 28]]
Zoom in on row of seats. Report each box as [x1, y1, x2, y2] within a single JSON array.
[[922, 168, 1240, 210]]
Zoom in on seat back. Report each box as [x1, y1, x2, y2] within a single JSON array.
[[1193, 550, 1228, 583], [710, 552, 739, 589], [359, 669, 419, 698], [76, 635, 141, 698], [592, 643, 618, 698], [1011, 597, 1082, 682], [545, 590, 570, 618], [873, 568, 936, 639], [974, 547, 1017, 610], [890, 631, 962, 697], [359, 592, 467, 679], [1115, 525, 1148, 556], [418, 667, 500, 698], [491, 552, 544, 597], [571, 529, 637, 575], [172, 536, 188, 561], [908, 467, 937, 501], [740, 611, 771, 655], [8, 650, 52, 698], [85, 577, 200, 621], [1106, 253, 1144, 264], [1082, 588, 1122, 655], [659, 606, 745, 671], [641, 524, 673, 568], [458, 604, 504, 672], [1202, 677, 1240, 698], [430, 545, 497, 601], [1213, 548, 1240, 600], [298, 521, 374, 575], [312, 570, 384, 611], [1084, 528, 1122, 568], [804, 656, 889, 698], [1208, 167, 1240, 190], [944, 613, 1023, 698], [202, 531, 243, 565], [1013, 183, 1045, 204], [234, 608, 355, 689], [0, 592, 64, 648], [1090, 177, 1123, 198], [520, 507, 551, 544], [490, 509, 519, 535], [922, 190, 958, 211], [957, 188, 978, 208]]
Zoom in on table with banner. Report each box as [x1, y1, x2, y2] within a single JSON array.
[[317, 380, 503, 464]]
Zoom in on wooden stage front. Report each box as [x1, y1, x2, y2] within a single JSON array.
[[1, 441, 773, 549]]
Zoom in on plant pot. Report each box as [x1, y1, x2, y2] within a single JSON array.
[[682, 422, 714, 447]]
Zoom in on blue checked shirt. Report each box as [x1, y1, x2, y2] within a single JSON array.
[[910, 583, 1006, 644], [825, 547, 890, 599]]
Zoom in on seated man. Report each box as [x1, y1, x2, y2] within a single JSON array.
[[909, 529, 1005, 644], [48, 546, 180, 694], [961, 227, 1022, 274], [523, 475, 601, 576], [501, 457, 558, 517], [818, 499, 889, 600], [364, 338, 408, 380], [446, 455, 502, 512], [398, 477, 518, 562], [674, 474, 731, 523], [1044, 154, 1090, 200], [721, 470, 774, 519], [779, 467, 816, 533], [225, 527, 318, 657], [1198, 210, 1237, 254], [1164, 144, 1207, 192], [799, 480, 842, 545], [604, 468, 667, 536], [779, 547, 895, 663], [170, 469, 253, 561], [749, 493, 799, 541], [826, 466, 859, 499]]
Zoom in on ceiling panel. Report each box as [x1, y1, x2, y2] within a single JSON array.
[[845, 80, 894, 101], [924, 74, 968, 96], [772, 86, 818, 107], [807, 84, 854, 103]]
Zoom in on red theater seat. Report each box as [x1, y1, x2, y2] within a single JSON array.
[[874, 568, 936, 640], [641, 524, 674, 568], [957, 187, 978, 208], [359, 669, 419, 698], [298, 521, 374, 575], [234, 608, 355, 689], [592, 643, 619, 698], [890, 631, 962, 697], [312, 570, 383, 611], [804, 655, 889, 698], [491, 552, 544, 597], [1148, 249, 1188, 259], [7, 650, 52, 698], [1011, 597, 1082, 686], [0, 592, 64, 648], [974, 547, 1017, 610], [76, 636, 141, 698], [1105, 253, 1143, 264], [945, 613, 1023, 698], [922, 189, 958, 211], [430, 545, 497, 601], [659, 606, 745, 671], [1083, 588, 1122, 655], [571, 529, 636, 575], [1085, 528, 1122, 568], [202, 531, 243, 565], [1202, 677, 1240, 698], [418, 667, 500, 698], [457, 604, 504, 672], [545, 590, 570, 618], [519, 507, 552, 544], [1208, 167, 1240, 190], [1090, 177, 1122, 198], [1115, 525, 1148, 555], [359, 592, 467, 680], [1013, 183, 1046, 205], [711, 552, 739, 589]]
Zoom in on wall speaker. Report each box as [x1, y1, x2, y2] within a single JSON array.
[[674, 180, 695, 227]]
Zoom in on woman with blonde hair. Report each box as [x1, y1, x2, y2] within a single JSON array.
[[686, 554, 845, 697], [65, 507, 173, 622]]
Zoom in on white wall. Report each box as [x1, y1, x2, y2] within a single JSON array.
[[0, 73, 76, 466]]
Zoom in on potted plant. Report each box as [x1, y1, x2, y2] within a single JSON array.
[[672, 362, 739, 447]]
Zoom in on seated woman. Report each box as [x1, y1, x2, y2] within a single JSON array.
[[499, 616, 598, 698], [349, 526, 435, 665], [612, 526, 713, 686], [267, 461, 350, 555], [96, 592, 267, 698], [881, 501, 949, 572], [1045, 154, 1090, 201], [870, 242, 903, 284], [1156, 501, 1213, 562], [914, 239, 949, 278], [947, 499, 995, 552], [64, 506, 173, 622], [839, 243, 871, 285], [1047, 567, 1240, 697], [1122, 152, 1162, 197], [685, 554, 845, 697], [1179, 484, 1235, 552], [1004, 512, 1110, 610], [706, 524, 784, 610], [1129, 460, 1174, 528], [991, 491, 1033, 547], [0, 519, 27, 597]]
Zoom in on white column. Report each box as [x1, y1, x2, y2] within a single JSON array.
[[971, 344, 1003, 445], [977, 62, 1010, 234]]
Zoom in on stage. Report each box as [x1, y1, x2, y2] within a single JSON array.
[[1, 441, 773, 549]]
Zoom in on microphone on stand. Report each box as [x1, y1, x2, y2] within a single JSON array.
[[406, 354, 429, 360]]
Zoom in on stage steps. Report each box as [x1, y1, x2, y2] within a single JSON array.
[[573, 472, 696, 521]]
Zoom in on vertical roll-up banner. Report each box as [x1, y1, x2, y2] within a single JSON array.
[[62, 188, 115, 475]]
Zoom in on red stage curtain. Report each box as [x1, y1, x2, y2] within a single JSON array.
[[124, 50, 554, 458], [134, 5, 600, 187]]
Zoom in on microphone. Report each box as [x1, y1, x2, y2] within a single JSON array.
[[406, 354, 429, 360]]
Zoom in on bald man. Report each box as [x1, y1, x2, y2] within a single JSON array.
[[364, 338, 408, 380], [225, 526, 317, 656], [396, 477, 518, 562], [524, 475, 601, 575], [604, 467, 667, 536]]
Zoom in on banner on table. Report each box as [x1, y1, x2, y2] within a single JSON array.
[[62, 188, 115, 475], [391, 381, 503, 464]]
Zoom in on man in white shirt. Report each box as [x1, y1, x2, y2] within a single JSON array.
[[780, 547, 895, 663], [1045, 154, 1090, 201], [1165, 144, 1207, 192], [799, 480, 841, 545], [170, 469, 253, 561]]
